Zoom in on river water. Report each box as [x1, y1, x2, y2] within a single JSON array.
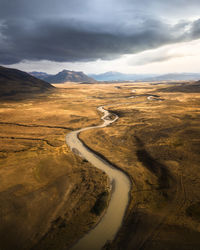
[[66, 106, 131, 250]]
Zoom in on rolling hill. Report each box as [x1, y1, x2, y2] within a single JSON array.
[[160, 80, 200, 93], [0, 66, 54, 98]]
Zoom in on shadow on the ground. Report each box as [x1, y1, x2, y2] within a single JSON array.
[[135, 136, 173, 189]]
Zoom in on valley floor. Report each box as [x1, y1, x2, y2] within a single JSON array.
[[0, 82, 200, 249]]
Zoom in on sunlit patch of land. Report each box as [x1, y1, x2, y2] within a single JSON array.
[[0, 81, 200, 249], [80, 82, 200, 250], [0, 85, 110, 250]]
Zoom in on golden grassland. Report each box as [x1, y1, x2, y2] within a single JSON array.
[[0, 85, 111, 250], [80, 82, 200, 250], [0, 82, 200, 249]]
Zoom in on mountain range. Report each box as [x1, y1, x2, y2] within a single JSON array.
[[89, 71, 157, 81], [30, 70, 96, 83], [89, 71, 200, 82], [29, 70, 200, 83]]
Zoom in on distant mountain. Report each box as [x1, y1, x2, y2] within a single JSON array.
[[0, 66, 54, 98], [31, 70, 96, 83], [148, 73, 200, 81], [89, 71, 200, 82], [29, 71, 51, 80], [89, 71, 158, 81]]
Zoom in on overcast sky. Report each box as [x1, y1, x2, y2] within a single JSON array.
[[0, 0, 200, 74]]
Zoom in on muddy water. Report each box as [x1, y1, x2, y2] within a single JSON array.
[[66, 106, 131, 250]]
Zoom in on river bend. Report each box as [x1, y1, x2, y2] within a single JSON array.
[[66, 106, 131, 250]]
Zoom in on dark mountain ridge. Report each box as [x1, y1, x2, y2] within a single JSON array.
[[30, 70, 96, 83], [0, 66, 54, 98]]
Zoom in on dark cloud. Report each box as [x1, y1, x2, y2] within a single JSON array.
[[190, 19, 200, 39], [121, 0, 200, 19], [0, 0, 200, 64]]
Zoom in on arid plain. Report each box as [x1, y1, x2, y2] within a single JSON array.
[[0, 81, 200, 249]]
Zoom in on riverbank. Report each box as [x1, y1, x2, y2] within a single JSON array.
[[66, 106, 131, 250]]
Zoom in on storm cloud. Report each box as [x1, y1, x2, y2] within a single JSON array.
[[0, 0, 200, 64]]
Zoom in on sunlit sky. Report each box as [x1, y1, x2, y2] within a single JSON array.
[[0, 0, 200, 74]]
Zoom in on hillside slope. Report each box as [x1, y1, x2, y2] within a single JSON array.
[[160, 81, 200, 93], [0, 66, 54, 98]]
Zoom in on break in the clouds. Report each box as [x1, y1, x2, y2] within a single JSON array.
[[0, 0, 200, 65], [128, 47, 185, 66]]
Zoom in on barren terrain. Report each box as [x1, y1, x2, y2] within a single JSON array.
[[0, 82, 200, 249]]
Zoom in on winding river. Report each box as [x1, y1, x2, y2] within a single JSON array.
[[66, 106, 131, 250]]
